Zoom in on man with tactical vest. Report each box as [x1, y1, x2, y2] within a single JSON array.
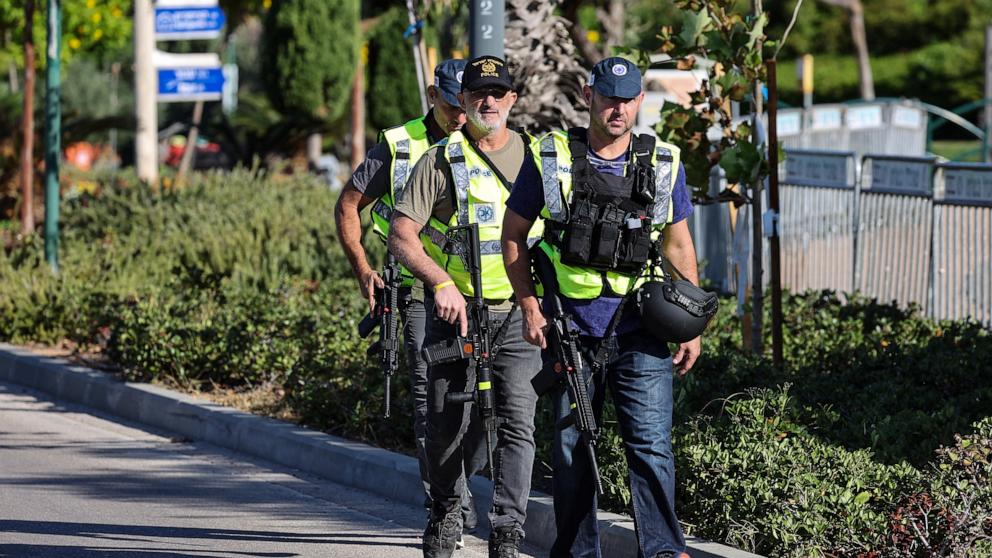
[[388, 55, 544, 558], [333, 59, 485, 541], [502, 57, 702, 558]]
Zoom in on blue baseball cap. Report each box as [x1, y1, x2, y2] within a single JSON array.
[[588, 57, 642, 99], [434, 59, 467, 107]]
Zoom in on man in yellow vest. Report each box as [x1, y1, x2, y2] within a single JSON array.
[[502, 57, 700, 558], [389, 55, 543, 558], [334, 59, 485, 540]]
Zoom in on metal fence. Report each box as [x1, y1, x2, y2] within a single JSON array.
[[932, 163, 992, 325], [855, 155, 937, 312], [779, 150, 857, 293], [693, 150, 992, 327]]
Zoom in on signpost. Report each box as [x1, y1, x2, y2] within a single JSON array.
[[154, 4, 225, 40], [155, 51, 225, 102], [135, 0, 230, 183]]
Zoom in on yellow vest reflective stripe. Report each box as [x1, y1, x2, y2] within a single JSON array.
[[371, 117, 432, 240], [425, 131, 543, 299], [532, 130, 681, 299]]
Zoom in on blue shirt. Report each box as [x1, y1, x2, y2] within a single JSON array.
[[508, 144, 693, 338]]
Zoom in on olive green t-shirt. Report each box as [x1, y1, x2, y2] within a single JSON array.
[[393, 131, 527, 226]]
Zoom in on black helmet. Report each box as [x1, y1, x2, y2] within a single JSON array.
[[636, 279, 718, 343]]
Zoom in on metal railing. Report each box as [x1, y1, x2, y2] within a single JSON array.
[[931, 163, 992, 325], [694, 150, 992, 327]]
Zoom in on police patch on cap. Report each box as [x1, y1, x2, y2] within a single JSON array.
[[461, 55, 514, 91], [588, 57, 642, 99]]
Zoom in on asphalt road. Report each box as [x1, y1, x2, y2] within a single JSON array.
[[0, 381, 540, 558]]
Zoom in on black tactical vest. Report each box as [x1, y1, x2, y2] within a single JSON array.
[[546, 128, 658, 273]]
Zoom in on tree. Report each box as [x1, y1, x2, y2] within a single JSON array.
[[504, 0, 588, 133], [366, 6, 421, 134], [262, 0, 359, 166], [817, 0, 874, 100], [559, 0, 625, 68]]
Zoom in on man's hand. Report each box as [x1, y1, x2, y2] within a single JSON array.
[[673, 336, 701, 376], [359, 268, 385, 312], [434, 282, 468, 337], [521, 306, 548, 348]]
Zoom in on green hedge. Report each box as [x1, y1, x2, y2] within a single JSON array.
[[1, 172, 990, 556]]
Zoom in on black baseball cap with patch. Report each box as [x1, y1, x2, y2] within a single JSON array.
[[461, 55, 514, 92], [588, 57, 642, 99]]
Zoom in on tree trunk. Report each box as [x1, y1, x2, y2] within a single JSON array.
[[350, 53, 365, 171], [818, 0, 875, 101], [504, 0, 588, 133], [20, 0, 36, 236], [849, 0, 875, 100]]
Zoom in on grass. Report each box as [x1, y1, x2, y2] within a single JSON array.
[[930, 139, 986, 162]]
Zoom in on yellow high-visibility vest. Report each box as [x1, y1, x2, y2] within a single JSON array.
[[530, 129, 681, 298], [421, 130, 543, 299]]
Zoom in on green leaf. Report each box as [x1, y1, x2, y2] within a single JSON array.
[[853, 491, 871, 506], [678, 9, 713, 48]]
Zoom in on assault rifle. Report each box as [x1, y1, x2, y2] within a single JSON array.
[[532, 252, 605, 495], [358, 253, 402, 418], [420, 223, 498, 473]]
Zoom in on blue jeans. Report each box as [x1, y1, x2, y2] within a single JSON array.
[[550, 332, 685, 558]]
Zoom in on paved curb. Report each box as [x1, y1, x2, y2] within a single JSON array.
[[0, 343, 762, 558]]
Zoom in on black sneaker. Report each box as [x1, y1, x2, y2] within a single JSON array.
[[488, 525, 524, 558], [423, 507, 463, 558], [653, 552, 691, 558]]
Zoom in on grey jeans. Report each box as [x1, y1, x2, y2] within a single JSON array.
[[424, 307, 542, 531], [401, 287, 486, 515]]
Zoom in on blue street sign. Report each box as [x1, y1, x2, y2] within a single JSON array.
[[155, 6, 226, 40], [158, 67, 225, 102]]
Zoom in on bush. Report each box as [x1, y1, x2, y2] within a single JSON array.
[[366, 7, 424, 134], [2, 171, 991, 556], [676, 385, 921, 556]]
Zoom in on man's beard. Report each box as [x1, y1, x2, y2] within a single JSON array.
[[467, 105, 507, 134]]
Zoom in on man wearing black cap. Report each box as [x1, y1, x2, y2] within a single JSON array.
[[388, 55, 544, 558], [502, 56, 701, 558], [334, 59, 485, 542]]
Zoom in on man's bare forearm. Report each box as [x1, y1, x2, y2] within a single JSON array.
[[662, 221, 700, 285], [502, 210, 540, 312], [388, 215, 450, 289], [334, 184, 376, 280]]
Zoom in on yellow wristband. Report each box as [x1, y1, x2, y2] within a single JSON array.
[[433, 280, 455, 293]]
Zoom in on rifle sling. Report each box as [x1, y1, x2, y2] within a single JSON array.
[[488, 301, 517, 359]]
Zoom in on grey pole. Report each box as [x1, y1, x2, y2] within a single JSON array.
[[469, 0, 504, 58], [44, 0, 61, 271]]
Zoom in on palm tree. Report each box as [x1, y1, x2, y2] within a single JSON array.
[[504, 0, 588, 133]]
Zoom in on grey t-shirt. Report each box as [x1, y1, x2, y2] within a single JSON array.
[[350, 142, 392, 199], [394, 131, 527, 226]]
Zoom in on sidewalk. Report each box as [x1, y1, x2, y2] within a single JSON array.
[[0, 342, 762, 558]]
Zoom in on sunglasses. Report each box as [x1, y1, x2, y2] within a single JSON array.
[[466, 87, 511, 101]]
